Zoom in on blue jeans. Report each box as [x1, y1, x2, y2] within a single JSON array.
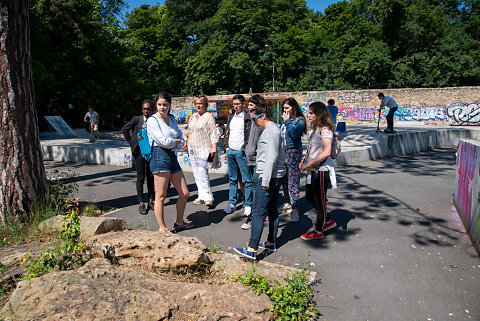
[[248, 177, 284, 250], [227, 149, 253, 207]]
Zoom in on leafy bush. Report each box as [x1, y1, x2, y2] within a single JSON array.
[[21, 201, 86, 280], [235, 267, 320, 320]]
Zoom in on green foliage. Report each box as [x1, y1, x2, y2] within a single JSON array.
[[235, 267, 319, 320], [137, 219, 149, 230], [28, 0, 480, 119], [0, 170, 78, 247], [21, 202, 86, 280]]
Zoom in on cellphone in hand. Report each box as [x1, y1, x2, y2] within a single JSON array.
[[207, 153, 214, 163]]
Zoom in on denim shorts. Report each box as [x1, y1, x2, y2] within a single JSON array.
[[150, 146, 182, 174]]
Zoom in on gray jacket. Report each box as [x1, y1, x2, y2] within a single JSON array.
[[245, 123, 262, 166], [256, 123, 285, 186]]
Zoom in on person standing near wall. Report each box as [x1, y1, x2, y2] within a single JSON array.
[[121, 99, 155, 215], [327, 99, 339, 126], [223, 94, 253, 218], [84, 106, 99, 141], [279, 97, 307, 222], [187, 95, 220, 208], [234, 103, 286, 260], [240, 94, 267, 229], [300, 102, 337, 240], [378, 93, 398, 133]]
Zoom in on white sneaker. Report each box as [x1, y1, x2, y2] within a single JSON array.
[[289, 209, 299, 222], [281, 203, 292, 211], [223, 203, 235, 214], [244, 206, 251, 216]]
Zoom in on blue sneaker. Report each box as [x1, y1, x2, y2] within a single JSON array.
[[234, 247, 257, 260], [258, 242, 277, 252]]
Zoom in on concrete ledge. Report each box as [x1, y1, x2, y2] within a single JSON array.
[[335, 128, 480, 166], [42, 127, 480, 173]]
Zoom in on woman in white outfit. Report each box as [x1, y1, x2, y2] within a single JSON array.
[[186, 95, 220, 208]]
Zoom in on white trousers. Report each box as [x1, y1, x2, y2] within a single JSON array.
[[189, 151, 214, 202]]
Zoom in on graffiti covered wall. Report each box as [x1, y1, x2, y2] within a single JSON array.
[[455, 140, 480, 255], [172, 87, 480, 126]]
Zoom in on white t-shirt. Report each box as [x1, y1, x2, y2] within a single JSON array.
[[381, 96, 397, 108], [306, 127, 334, 171], [228, 111, 245, 151], [147, 115, 184, 151], [85, 111, 99, 123]]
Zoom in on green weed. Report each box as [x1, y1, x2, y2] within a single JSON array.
[[137, 219, 149, 230], [0, 170, 78, 247], [235, 266, 320, 320], [21, 201, 86, 280]]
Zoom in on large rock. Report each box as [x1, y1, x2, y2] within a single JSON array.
[[86, 230, 211, 272], [38, 215, 128, 239], [2, 258, 273, 321]]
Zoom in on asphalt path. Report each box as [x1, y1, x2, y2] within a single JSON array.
[[45, 147, 479, 321]]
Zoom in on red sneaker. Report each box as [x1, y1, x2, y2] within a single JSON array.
[[301, 230, 324, 240], [323, 219, 337, 232]]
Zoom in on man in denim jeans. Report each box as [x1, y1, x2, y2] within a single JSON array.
[[223, 95, 253, 219]]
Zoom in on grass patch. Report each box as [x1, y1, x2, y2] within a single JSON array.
[[0, 170, 78, 247], [235, 265, 320, 320]]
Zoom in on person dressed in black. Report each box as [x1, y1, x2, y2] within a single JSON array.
[[121, 100, 155, 214]]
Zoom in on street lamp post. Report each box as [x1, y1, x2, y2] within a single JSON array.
[[265, 44, 275, 92]]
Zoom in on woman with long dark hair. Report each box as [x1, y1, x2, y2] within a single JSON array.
[[147, 92, 194, 233], [300, 102, 337, 240], [279, 97, 307, 222]]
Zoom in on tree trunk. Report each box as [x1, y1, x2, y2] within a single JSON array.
[[0, 0, 47, 223]]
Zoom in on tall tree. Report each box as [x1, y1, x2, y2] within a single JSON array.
[[0, 0, 47, 222]]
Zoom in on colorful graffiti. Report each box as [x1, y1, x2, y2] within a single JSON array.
[[455, 141, 480, 254], [337, 92, 372, 104], [445, 102, 480, 125], [123, 153, 132, 167], [456, 141, 478, 227], [171, 109, 191, 124], [306, 92, 327, 102], [172, 100, 480, 125]]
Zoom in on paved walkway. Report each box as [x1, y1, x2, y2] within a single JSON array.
[[45, 143, 480, 320]]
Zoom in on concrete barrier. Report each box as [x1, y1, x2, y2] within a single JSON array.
[[454, 140, 480, 255], [42, 127, 480, 175]]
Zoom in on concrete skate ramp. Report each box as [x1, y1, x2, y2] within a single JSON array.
[[44, 116, 77, 137]]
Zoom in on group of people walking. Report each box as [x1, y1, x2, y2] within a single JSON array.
[[122, 91, 339, 260]]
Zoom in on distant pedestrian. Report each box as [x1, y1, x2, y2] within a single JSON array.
[[84, 106, 99, 141], [121, 100, 155, 215], [234, 102, 286, 260], [378, 93, 398, 133], [327, 99, 339, 126], [186, 95, 220, 209], [223, 94, 253, 219], [280, 97, 307, 222], [300, 102, 337, 240], [147, 92, 193, 233]]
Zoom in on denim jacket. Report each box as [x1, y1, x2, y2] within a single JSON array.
[[282, 117, 306, 149]]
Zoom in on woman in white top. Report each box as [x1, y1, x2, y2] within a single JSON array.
[[186, 95, 220, 208], [300, 102, 337, 240], [147, 92, 194, 233]]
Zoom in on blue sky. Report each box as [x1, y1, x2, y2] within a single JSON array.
[[122, 0, 341, 15]]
